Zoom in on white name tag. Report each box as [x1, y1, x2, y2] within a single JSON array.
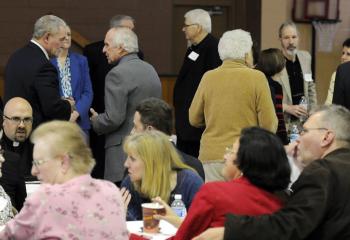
[[188, 51, 199, 61], [304, 73, 313, 82]]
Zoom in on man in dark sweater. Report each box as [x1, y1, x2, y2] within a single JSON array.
[[131, 98, 205, 180], [193, 105, 350, 240], [173, 9, 221, 158]]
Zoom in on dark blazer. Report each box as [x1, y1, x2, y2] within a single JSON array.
[[4, 41, 71, 128], [173, 34, 221, 141], [333, 61, 350, 109], [51, 52, 93, 132], [224, 148, 350, 240]]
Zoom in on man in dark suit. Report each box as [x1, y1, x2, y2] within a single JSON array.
[[131, 97, 205, 180], [193, 105, 350, 240], [0, 97, 33, 210], [333, 61, 350, 109], [90, 27, 161, 184], [4, 15, 73, 129], [83, 15, 141, 179]]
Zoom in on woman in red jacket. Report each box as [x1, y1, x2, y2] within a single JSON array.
[[154, 127, 291, 240]]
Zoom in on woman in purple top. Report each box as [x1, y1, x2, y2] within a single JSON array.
[[0, 121, 128, 240]]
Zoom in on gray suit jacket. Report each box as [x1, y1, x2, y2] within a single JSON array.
[[276, 50, 317, 124], [92, 53, 162, 182]]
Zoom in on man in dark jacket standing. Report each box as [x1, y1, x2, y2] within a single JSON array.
[[173, 9, 221, 158], [4, 15, 73, 129]]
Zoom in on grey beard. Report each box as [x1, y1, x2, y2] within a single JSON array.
[[286, 48, 297, 56]]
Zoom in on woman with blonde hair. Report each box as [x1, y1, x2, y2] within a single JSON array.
[[0, 121, 128, 240], [121, 130, 203, 220]]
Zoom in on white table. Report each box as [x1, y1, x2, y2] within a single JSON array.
[[25, 181, 41, 196], [127, 220, 177, 240]]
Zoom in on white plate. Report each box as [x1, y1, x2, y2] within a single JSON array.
[[127, 220, 177, 240]]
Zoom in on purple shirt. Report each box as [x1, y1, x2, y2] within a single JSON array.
[[0, 174, 128, 240]]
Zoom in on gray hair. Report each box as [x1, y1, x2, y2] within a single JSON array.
[[33, 15, 66, 39], [112, 27, 139, 53], [184, 9, 211, 33], [110, 15, 134, 28], [218, 29, 253, 61], [278, 20, 299, 38], [312, 105, 350, 143]]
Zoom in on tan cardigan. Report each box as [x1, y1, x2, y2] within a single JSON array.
[[189, 59, 278, 162]]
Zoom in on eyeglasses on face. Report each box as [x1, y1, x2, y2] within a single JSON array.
[[225, 146, 238, 155], [3, 115, 33, 125], [32, 158, 50, 168], [300, 127, 328, 135]]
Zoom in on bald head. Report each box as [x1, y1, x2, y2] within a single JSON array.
[[3, 97, 33, 142]]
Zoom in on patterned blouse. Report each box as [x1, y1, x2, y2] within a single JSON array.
[[0, 175, 128, 240], [0, 185, 13, 225], [58, 56, 73, 98]]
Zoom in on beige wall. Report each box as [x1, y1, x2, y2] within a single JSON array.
[[261, 0, 349, 103]]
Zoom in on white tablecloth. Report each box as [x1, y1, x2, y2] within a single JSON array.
[[127, 220, 177, 240], [25, 181, 41, 196]]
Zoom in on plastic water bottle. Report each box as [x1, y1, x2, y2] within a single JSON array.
[[299, 96, 308, 123], [171, 194, 187, 218], [289, 124, 300, 143]]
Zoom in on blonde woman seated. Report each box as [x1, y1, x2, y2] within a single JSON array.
[[154, 127, 291, 239], [0, 121, 128, 240], [121, 131, 203, 220], [0, 151, 13, 225]]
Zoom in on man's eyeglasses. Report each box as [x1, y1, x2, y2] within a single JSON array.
[[3, 115, 33, 125], [300, 127, 328, 135]]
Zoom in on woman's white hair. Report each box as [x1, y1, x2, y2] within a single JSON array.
[[184, 9, 211, 33], [112, 27, 139, 53], [218, 29, 253, 61]]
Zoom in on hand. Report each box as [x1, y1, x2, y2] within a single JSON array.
[[69, 110, 80, 122], [64, 97, 76, 111], [90, 108, 98, 121], [192, 227, 225, 240], [152, 196, 183, 228], [284, 104, 308, 118], [120, 187, 131, 213]]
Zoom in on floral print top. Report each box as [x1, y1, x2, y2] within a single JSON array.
[[0, 185, 13, 225], [0, 175, 128, 240]]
